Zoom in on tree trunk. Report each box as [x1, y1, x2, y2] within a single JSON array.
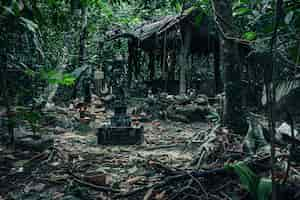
[[211, 0, 247, 133], [179, 50, 186, 95], [187, 55, 192, 91], [133, 48, 141, 80], [162, 32, 168, 91], [148, 51, 155, 80], [128, 41, 134, 87], [213, 40, 222, 93], [169, 52, 176, 80], [71, 0, 81, 14], [78, 7, 88, 67], [72, 7, 88, 99], [0, 40, 15, 145]]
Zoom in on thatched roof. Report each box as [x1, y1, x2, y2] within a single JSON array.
[[107, 7, 209, 52], [130, 6, 207, 40], [131, 15, 179, 41]]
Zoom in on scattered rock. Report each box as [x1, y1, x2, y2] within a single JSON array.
[[52, 192, 64, 200], [132, 94, 211, 122], [102, 94, 114, 104], [126, 176, 144, 185], [276, 122, 299, 140], [94, 100, 104, 108], [15, 135, 54, 152], [243, 118, 270, 154], [45, 102, 55, 111], [173, 95, 191, 105], [84, 173, 113, 186], [61, 195, 81, 200], [166, 103, 210, 123], [52, 126, 68, 134], [50, 113, 76, 129], [194, 95, 209, 105], [24, 183, 46, 193]]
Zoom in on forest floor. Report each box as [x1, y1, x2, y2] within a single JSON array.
[[0, 96, 299, 200]]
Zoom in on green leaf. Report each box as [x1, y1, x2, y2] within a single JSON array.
[[2, 6, 15, 16], [288, 45, 300, 63], [48, 78, 59, 84], [24, 68, 35, 77], [233, 7, 251, 17], [87, 24, 97, 33], [239, 0, 250, 4], [20, 17, 38, 32], [175, 2, 182, 12], [11, 0, 22, 16], [131, 17, 141, 25], [257, 178, 272, 200], [47, 0, 57, 7], [40, 69, 63, 85], [195, 13, 203, 28], [243, 31, 257, 41], [61, 74, 76, 86], [262, 24, 273, 34], [285, 11, 294, 24], [171, 0, 183, 12], [206, 111, 220, 123], [225, 162, 259, 197], [233, 0, 249, 10], [225, 162, 272, 200], [41, 70, 76, 86]]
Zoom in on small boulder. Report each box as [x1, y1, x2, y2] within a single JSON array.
[[194, 95, 209, 106], [166, 103, 210, 123], [16, 135, 54, 152], [174, 95, 191, 105]]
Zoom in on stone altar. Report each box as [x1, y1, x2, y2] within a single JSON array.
[[97, 61, 143, 145]]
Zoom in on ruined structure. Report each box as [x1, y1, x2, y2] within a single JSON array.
[[109, 7, 222, 95]]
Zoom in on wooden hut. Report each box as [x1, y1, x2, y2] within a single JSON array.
[[109, 7, 222, 95]]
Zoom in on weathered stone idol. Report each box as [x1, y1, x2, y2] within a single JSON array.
[[97, 63, 143, 145]]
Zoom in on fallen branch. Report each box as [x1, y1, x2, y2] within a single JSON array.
[[114, 156, 271, 199], [68, 171, 120, 193], [144, 144, 185, 151], [113, 174, 186, 199]]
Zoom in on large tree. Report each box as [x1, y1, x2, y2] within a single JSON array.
[[211, 0, 247, 133]]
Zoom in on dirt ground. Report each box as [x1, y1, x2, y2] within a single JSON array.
[[0, 100, 298, 200], [0, 104, 216, 200]]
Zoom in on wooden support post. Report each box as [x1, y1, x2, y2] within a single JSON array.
[[162, 32, 168, 92], [179, 27, 192, 95]]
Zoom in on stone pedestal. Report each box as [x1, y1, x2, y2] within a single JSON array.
[[96, 69, 143, 145], [97, 126, 143, 145], [97, 104, 144, 145]]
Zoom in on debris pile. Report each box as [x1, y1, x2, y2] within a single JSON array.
[[133, 93, 215, 123]]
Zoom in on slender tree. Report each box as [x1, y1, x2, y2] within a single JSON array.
[[267, 0, 283, 199], [78, 6, 88, 68]]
